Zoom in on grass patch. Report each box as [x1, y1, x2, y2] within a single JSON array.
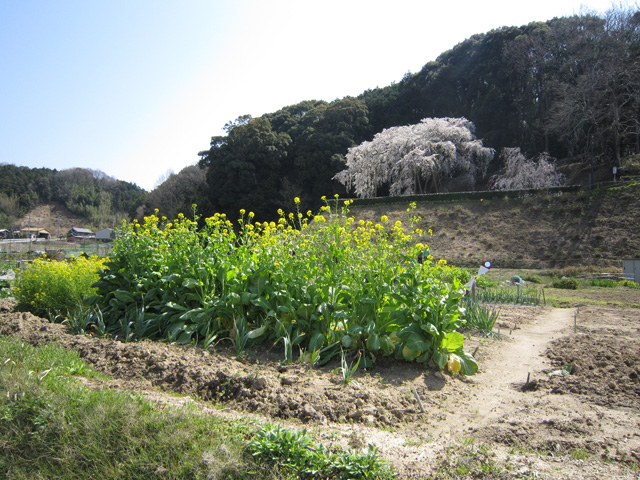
[[570, 448, 590, 460], [543, 287, 640, 308], [246, 424, 394, 479], [0, 336, 276, 479], [431, 438, 503, 479], [0, 336, 393, 479]]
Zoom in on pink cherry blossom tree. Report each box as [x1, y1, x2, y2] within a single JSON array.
[[334, 117, 494, 198], [491, 147, 565, 190]]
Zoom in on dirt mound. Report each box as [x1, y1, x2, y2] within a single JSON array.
[[545, 334, 640, 409], [1, 298, 639, 479]]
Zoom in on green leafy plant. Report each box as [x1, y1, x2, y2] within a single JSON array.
[[63, 306, 107, 337], [523, 274, 543, 284], [463, 301, 500, 337], [333, 349, 361, 385], [14, 255, 106, 319], [475, 287, 543, 305], [89, 200, 478, 373], [0, 277, 11, 298], [246, 424, 394, 479], [553, 277, 579, 290], [585, 278, 618, 288], [433, 332, 478, 376]]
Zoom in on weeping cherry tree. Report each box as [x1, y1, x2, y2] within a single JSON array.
[[491, 147, 565, 190], [333, 117, 495, 197]]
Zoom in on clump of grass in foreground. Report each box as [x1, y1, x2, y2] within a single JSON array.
[[432, 438, 502, 479], [0, 337, 394, 480], [0, 336, 285, 479], [246, 424, 394, 479]]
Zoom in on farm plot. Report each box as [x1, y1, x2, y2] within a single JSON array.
[[1, 298, 638, 479]]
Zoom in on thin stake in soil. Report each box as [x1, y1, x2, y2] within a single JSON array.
[[413, 388, 426, 413]]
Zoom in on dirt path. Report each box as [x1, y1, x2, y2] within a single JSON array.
[[464, 308, 573, 430]]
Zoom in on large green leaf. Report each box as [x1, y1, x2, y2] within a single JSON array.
[[440, 331, 464, 352], [455, 350, 479, 376], [366, 333, 381, 351]]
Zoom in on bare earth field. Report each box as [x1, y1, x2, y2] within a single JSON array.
[[1, 290, 639, 479]]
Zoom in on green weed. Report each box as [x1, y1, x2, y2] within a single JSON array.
[[246, 423, 394, 479]]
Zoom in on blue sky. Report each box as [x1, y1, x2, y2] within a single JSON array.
[[1, 0, 621, 191]]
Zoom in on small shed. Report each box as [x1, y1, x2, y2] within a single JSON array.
[[623, 259, 640, 283], [95, 228, 115, 242], [20, 227, 51, 239]]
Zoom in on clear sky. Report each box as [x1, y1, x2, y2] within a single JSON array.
[[0, 0, 622, 191]]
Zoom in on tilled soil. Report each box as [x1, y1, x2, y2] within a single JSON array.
[[1, 298, 639, 479]]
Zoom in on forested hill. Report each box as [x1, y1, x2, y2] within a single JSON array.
[[0, 164, 146, 229], [185, 7, 640, 221]]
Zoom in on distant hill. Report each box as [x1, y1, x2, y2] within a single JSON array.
[[0, 164, 146, 231]]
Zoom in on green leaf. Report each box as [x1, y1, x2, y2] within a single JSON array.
[[455, 350, 479, 376], [167, 322, 186, 340], [309, 332, 326, 352], [380, 335, 395, 355], [366, 333, 381, 351], [247, 325, 267, 340], [251, 296, 271, 312], [341, 334, 353, 348], [182, 278, 203, 288], [420, 323, 439, 336], [179, 308, 205, 320], [113, 290, 134, 303], [177, 331, 193, 344], [433, 350, 448, 370], [440, 331, 464, 352], [165, 302, 188, 311]]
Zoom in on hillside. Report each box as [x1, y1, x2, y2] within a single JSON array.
[[349, 183, 640, 269], [15, 203, 100, 238]]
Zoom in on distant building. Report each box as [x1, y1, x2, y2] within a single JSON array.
[[623, 259, 640, 283], [19, 227, 51, 239], [95, 228, 116, 242], [66, 227, 95, 242], [0, 229, 10, 239]]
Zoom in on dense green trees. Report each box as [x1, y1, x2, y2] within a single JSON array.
[[0, 164, 146, 229], [143, 165, 207, 220], [198, 97, 370, 218]]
